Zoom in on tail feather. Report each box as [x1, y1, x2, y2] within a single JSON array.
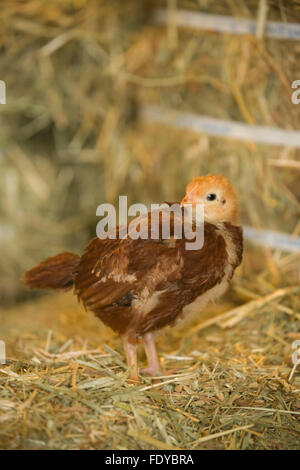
[[22, 252, 81, 290]]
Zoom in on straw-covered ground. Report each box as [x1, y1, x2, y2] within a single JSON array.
[[1, 246, 299, 450]]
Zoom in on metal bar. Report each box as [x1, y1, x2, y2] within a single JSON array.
[[141, 105, 300, 148], [154, 9, 300, 41], [244, 226, 300, 253]]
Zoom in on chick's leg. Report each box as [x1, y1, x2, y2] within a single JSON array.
[[141, 332, 162, 377], [122, 335, 138, 381]]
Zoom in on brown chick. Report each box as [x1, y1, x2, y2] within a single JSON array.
[[23, 174, 243, 381]]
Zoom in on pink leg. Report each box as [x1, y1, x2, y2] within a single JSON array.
[[141, 332, 162, 377], [122, 335, 139, 382]]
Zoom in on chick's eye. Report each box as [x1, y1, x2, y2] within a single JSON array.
[[206, 193, 216, 201]]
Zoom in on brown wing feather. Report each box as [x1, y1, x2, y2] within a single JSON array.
[[74, 210, 238, 336], [138, 223, 228, 334]]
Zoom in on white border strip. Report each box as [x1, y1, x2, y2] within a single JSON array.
[[244, 226, 300, 253], [141, 105, 300, 148], [154, 9, 300, 41]]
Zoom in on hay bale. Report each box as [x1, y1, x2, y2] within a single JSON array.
[[0, 0, 299, 307]]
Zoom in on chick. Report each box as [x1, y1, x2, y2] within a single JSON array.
[[23, 174, 243, 381]]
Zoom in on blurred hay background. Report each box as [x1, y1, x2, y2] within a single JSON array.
[[0, 0, 300, 451], [0, 0, 299, 304]]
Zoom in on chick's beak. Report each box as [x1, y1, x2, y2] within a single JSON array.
[[180, 195, 190, 206], [180, 188, 198, 206]]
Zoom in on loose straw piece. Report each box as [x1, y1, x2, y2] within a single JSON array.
[[128, 429, 182, 450], [187, 286, 300, 334], [141, 105, 300, 148], [218, 286, 300, 328], [153, 9, 300, 41], [191, 424, 254, 445], [256, 0, 268, 40]]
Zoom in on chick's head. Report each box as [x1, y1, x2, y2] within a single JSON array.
[[181, 174, 239, 225]]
